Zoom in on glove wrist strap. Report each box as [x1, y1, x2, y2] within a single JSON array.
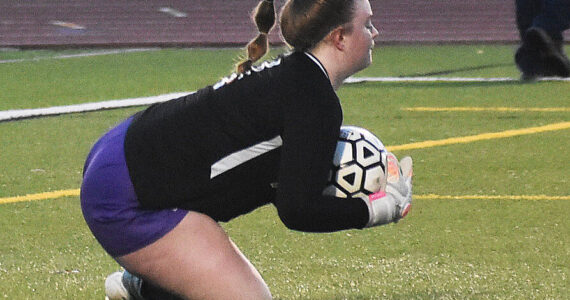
[[363, 191, 397, 227]]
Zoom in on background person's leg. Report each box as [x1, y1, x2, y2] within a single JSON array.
[[516, 0, 544, 38], [531, 0, 570, 42], [514, 0, 570, 78]]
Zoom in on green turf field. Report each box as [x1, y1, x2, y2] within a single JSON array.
[[1, 45, 568, 299]]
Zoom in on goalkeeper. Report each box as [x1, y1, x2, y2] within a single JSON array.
[[80, 0, 413, 299]]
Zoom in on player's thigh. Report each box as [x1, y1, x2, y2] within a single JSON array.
[[116, 211, 272, 300]]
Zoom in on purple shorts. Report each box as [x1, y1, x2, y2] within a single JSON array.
[[80, 117, 188, 257]]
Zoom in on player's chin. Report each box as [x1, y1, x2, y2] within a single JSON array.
[[363, 56, 372, 68], [352, 56, 373, 74], [367, 47, 374, 62]]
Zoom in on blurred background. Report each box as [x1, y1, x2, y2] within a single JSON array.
[[2, 0, 569, 48]]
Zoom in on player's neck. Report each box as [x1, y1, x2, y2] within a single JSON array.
[[308, 47, 346, 90]]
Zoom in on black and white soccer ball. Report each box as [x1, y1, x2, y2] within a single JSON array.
[[323, 126, 388, 199]]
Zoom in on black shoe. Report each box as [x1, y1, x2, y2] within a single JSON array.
[[515, 27, 570, 80]]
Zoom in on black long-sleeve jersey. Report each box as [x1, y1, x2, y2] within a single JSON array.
[[124, 52, 369, 232]]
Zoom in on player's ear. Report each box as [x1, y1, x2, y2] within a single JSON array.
[[328, 26, 346, 51]]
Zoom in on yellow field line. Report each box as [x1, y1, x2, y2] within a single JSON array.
[[1, 189, 567, 205], [2, 122, 569, 205], [403, 107, 570, 112], [0, 189, 80, 205], [416, 194, 570, 201], [387, 121, 570, 151]]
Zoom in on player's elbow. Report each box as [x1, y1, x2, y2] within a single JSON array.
[[276, 206, 309, 231]]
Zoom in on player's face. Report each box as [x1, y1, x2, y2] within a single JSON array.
[[343, 0, 379, 75]]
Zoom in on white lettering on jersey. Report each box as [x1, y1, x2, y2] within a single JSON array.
[[213, 57, 282, 90]]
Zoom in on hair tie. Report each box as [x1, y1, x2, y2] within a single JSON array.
[[237, 59, 253, 73]]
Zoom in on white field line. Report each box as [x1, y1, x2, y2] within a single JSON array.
[[0, 48, 159, 64], [344, 76, 570, 83], [0, 92, 191, 122], [1, 76, 569, 121]]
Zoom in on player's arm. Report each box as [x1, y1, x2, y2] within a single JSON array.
[[273, 98, 413, 231], [272, 92, 369, 232]]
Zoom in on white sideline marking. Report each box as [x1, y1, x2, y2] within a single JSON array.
[[0, 92, 191, 122], [0, 48, 159, 64], [344, 76, 570, 83], [1, 76, 568, 121]]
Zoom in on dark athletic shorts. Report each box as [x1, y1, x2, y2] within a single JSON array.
[[80, 117, 188, 257]]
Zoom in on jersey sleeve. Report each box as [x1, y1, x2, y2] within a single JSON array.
[[272, 83, 369, 232]]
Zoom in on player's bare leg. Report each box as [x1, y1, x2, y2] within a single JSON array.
[[116, 211, 272, 300]]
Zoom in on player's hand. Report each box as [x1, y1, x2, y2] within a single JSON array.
[[363, 152, 413, 227], [388, 154, 412, 220]]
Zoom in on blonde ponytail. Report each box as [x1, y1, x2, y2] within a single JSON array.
[[236, 0, 276, 73]]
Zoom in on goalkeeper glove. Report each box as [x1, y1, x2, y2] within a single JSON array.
[[363, 152, 413, 227]]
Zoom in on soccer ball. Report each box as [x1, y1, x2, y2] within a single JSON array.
[[323, 126, 388, 200]]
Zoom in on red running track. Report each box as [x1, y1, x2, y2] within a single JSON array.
[[0, 0, 568, 48]]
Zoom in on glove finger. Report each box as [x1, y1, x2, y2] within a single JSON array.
[[399, 156, 413, 195], [385, 152, 400, 183], [399, 156, 413, 180]]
